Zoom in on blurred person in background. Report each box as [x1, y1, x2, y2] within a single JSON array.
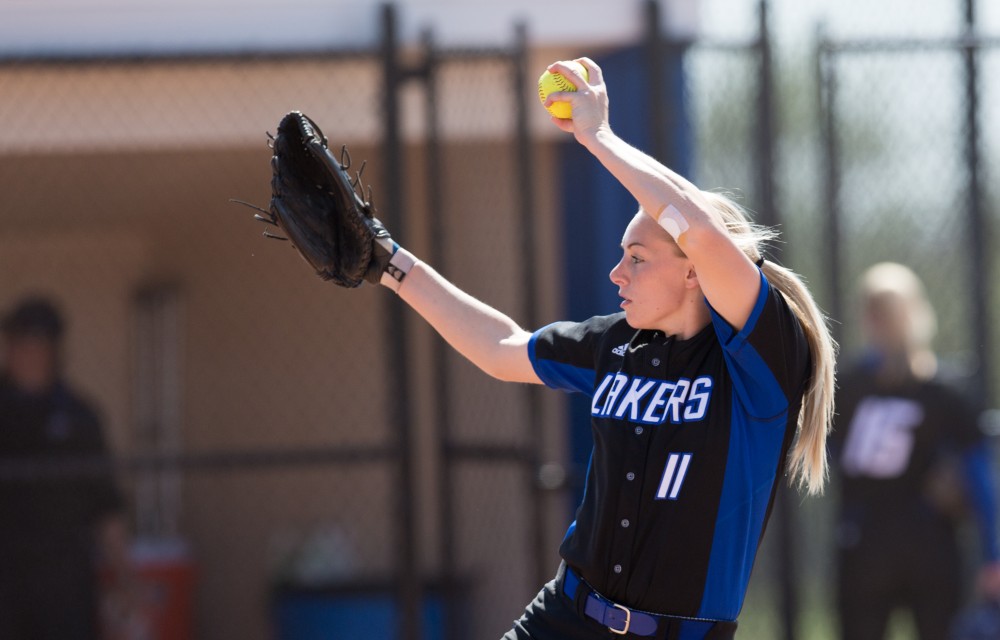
[[0, 297, 138, 640], [832, 262, 1000, 640]]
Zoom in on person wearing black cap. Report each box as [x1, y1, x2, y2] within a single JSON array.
[[0, 297, 135, 639]]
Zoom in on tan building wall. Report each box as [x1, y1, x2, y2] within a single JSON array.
[[0, 52, 581, 638]]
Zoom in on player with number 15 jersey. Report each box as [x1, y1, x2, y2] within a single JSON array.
[[832, 263, 1000, 640]]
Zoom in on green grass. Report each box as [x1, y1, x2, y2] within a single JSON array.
[[738, 584, 920, 640]]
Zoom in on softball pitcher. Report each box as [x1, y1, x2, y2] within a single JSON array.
[[257, 58, 837, 639]]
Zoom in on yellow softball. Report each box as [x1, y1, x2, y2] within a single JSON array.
[[538, 61, 590, 120]]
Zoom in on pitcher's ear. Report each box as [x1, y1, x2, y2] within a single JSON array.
[[685, 266, 700, 290]]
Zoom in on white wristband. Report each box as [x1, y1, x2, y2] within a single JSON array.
[[656, 204, 689, 241], [380, 247, 417, 293]]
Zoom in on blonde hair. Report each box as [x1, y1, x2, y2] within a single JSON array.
[[701, 192, 838, 495], [858, 262, 937, 381], [859, 262, 937, 350]]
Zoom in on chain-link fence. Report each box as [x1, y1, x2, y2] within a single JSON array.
[[680, 4, 1000, 639], [0, 11, 778, 640], [680, 25, 825, 640], [788, 30, 1000, 640], [2, 1, 998, 639], [817, 37, 998, 380], [0, 9, 563, 634], [0, 48, 403, 640]]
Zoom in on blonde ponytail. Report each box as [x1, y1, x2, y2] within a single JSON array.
[[702, 192, 838, 495]]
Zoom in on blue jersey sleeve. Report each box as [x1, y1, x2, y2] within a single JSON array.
[[707, 269, 811, 420], [962, 440, 1000, 562]]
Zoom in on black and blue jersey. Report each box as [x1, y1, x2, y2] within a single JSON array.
[[833, 360, 998, 559], [832, 361, 999, 639], [528, 270, 810, 621]]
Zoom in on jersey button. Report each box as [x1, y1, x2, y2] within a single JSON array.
[[634, 426, 643, 435], [621, 519, 630, 528], [651, 358, 661, 367], [613, 564, 622, 574], [626, 472, 635, 481]]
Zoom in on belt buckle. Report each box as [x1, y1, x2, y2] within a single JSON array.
[[608, 602, 631, 635]]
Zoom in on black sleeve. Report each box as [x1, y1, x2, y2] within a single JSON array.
[[71, 399, 125, 522], [528, 314, 624, 395]]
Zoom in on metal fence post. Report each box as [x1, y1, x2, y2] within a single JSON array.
[[420, 26, 465, 640], [962, 0, 992, 404], [755, 4, 798, 638], [755, 0, 779, 235], [381, 4, 421, 639], [817, 27, 844, 343], [644, 0, 667, 162], [511, 21, 549, 589]]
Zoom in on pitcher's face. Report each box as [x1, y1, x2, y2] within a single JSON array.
[[609, 212, 696, 332]]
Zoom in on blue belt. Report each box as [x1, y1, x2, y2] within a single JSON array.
[[561, 565, 721, 638]]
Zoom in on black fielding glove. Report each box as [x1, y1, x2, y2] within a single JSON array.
[[246, 110, 414, 289]]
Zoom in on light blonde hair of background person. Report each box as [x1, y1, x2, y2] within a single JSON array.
[[858, 261, 938, 383], [701, 191, 838, 496]]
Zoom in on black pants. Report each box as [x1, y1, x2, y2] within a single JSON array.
[[502, 564, 738, 640], [837, 520, 961, 640], [0, 544, 100, 640]]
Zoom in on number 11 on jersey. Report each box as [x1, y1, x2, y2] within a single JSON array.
[[656, 453, 693, 500]]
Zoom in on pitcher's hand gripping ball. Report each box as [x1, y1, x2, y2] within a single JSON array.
[[249, 111, 395, 287], [537, 61, 590, 119]]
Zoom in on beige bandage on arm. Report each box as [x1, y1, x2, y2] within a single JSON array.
[[656, 204, 690, 241]]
